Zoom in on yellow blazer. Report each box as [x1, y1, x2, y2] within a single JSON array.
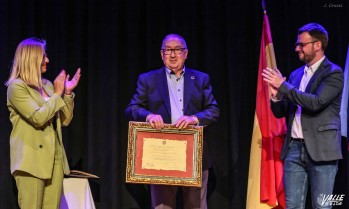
[[7, 78, 74, 179]]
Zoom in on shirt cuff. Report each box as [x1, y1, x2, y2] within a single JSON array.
[[270, 97, 281, 102], [64, 92, 75, 99]]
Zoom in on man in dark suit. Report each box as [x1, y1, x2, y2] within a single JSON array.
[[125, 34, 220, 209], [262, 23, 344, 208]]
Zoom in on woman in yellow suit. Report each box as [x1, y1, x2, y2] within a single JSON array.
[[6, 37, 81, 209]]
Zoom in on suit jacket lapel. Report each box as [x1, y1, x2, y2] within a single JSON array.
[[41, 79, 61, 126], [156, 68, 172, 116], [305, 58, 328, 92], [183, 68, 193, 114], [27, 84, 46, 106], [293, 67, 304, 89], [42, 81, 53, 97]]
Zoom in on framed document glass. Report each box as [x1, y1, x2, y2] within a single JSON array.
[[126, 121, 203, 187]]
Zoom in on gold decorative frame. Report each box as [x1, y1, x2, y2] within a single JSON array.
[[126, 121, 203, 187]]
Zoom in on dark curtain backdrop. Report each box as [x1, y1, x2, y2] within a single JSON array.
[[1, 0, 348, 208]]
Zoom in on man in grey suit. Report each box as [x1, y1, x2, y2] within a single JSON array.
[[262, 23, 344, 209]]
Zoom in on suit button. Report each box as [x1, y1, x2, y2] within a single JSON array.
[[39, 145, 43, 148]]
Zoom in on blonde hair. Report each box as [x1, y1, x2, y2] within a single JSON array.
[[6, 37, 46, 88]]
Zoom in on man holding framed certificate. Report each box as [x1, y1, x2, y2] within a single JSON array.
[[125, 34, 220, 209]]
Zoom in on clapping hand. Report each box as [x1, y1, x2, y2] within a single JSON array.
[[262, 67, 286, 99], [54, 70, 67, 95], [65, 68, 81, 95]]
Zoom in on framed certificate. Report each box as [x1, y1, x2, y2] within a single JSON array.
[[126, 121, 203, 187]]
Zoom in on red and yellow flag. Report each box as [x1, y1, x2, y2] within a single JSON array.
[[246, 12, 286, 209]]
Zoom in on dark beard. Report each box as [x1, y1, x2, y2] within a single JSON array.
[[303, 52, 316, 64], [299, 49, 316, 64]]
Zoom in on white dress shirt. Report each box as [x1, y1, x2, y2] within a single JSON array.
[[291, 56, 325, 138]]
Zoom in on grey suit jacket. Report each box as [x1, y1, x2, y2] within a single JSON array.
[[271, 58, 344, 161]]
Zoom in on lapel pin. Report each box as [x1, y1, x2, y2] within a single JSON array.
[[191, 76, 195, 80]]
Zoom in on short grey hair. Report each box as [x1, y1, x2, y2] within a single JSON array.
[[161, 34, 187, 49]]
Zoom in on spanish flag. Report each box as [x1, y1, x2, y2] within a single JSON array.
[[246, 9, 286, 209]]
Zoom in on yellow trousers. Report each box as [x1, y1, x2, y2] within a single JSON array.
[[14, 137, 64, 209]]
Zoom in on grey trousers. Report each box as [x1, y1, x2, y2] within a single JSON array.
[[151, 170, 209, 209]]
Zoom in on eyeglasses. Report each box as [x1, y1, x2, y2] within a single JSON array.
[[295, 41, 318, 48], [161, 48, 187, 55]]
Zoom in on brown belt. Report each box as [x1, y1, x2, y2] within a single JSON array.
[[291, 137, 305, 143]]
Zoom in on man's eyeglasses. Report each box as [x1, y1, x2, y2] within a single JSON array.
[[161, 48, 187, 55], [295, 41, 318, 48]]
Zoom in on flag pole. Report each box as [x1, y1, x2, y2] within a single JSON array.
[[262, 0, 267, 14]]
